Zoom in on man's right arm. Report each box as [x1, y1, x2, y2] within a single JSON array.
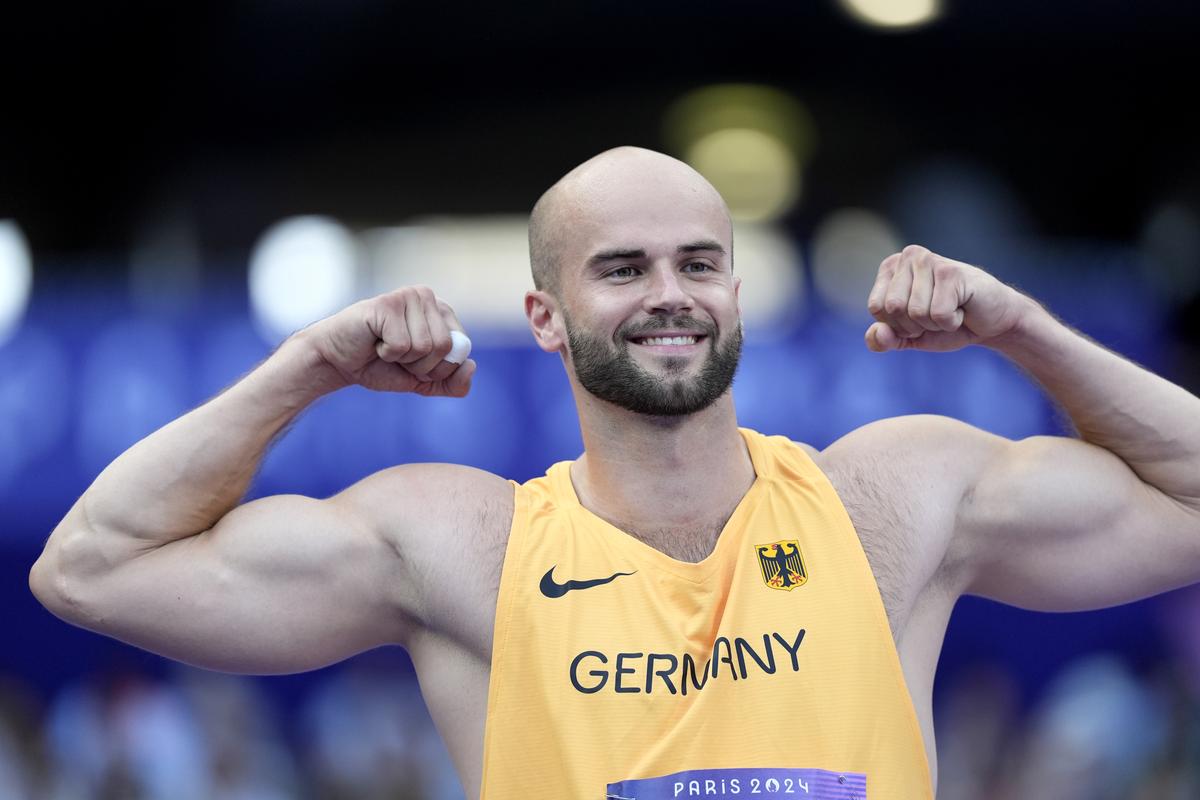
[[28, 286, 508, 674]]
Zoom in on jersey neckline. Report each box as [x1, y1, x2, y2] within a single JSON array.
[[550, 427, 772, 582]]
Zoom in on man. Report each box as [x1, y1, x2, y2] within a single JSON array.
[[30, 147, 1200, 798]]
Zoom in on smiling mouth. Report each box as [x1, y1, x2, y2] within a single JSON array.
[[629, 334, 706, 347]]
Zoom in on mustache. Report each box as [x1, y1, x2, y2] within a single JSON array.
[[617, 316, 716, 340]]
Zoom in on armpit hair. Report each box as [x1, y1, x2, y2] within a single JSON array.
[[825, 453, 948, 639]]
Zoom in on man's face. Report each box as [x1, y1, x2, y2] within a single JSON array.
[[565, 306, 743, 416], [554, 172, 743, 416]]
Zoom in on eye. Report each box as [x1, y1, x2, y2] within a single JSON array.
[[682, 261, 714, 273], [606, 266, 639, 279]]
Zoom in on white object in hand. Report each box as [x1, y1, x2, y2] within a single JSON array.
[[445, 330, 472, 364]]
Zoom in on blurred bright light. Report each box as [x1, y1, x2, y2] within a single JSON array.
[[249, 216, 359, 343], [0, 220, 34, 347], [665, 84, 816, 223], [1139, 203, 1200, 305], [811, 208, 902, 318], [364, 216, 531, 338], [733, 222, 806, 332], [687, 128, 799, 223], [837, 0, 942, 30], [665, 84, 816, 161]]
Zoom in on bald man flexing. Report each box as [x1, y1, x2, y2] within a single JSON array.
[[31, 147, 1200, 798]]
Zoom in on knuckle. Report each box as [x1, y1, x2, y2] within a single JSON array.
[[380, 290, 409, 311], [866, 298, 885, 315], [907, 303, 928, 319], [933, 262, 957, 281], [883, 298, 907, 315], [901, 244, 927, 259], [382, 323, 411, 347]]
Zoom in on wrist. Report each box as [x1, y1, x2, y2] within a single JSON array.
[[986, 293, 1061, 359], [255, 330, 347, 408]]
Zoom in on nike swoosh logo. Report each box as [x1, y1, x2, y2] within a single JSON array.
[[539, 566, 637, 598]]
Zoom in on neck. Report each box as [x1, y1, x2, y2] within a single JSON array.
[[569, 389, 756, 533]]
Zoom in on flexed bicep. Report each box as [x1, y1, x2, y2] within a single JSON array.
[[42, 489, 414, 675], [960, 433, 1200, 611], [32, 462, 512, 675]]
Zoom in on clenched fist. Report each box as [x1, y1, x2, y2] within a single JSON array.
[[299, 286, 476, 397], [865, 245, 1035, 353]]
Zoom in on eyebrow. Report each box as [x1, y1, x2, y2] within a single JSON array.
[[587, 240, 727, 265], [677, 239, 726, 255]]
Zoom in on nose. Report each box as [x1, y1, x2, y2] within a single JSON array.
[[642, 262, 694, 315]]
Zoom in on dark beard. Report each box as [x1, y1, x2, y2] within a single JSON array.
[[565, 314, 743, 416]]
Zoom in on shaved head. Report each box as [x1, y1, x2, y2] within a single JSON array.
[[524, 146, 743, 417], [528, 146, 733, 297]]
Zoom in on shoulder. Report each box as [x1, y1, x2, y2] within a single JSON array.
[[749, 416, 1001, 472], [332, 463, 516, 643], [815, 414, 1005, 473], [813, 414, 1008, 525], [810, 415, 1009, 622], [794, 440, 821, 459]]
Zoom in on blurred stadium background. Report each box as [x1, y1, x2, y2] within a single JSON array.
[[3, 0, 1200, 797]]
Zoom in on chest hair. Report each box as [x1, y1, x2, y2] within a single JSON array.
[[623, 519, 729, 564]]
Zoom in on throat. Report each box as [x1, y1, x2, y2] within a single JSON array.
[[568, 427, 757, 563], [578, 474, 750, 563]]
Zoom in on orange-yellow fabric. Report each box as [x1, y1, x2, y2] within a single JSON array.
[[480, 428, 932, 799]]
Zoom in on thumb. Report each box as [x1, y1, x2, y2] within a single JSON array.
[[359, 358, 422, 392], [865, 322, 902, 352], [443, 358, 477, 398]]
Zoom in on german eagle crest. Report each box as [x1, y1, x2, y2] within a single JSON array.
[[755, 540, 807, 591]]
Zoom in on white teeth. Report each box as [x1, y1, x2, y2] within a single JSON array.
[[640, 336, 698, 346]]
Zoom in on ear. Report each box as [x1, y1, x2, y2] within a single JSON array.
[[525, 289, 565, 353], [733, 275, 743, 318]]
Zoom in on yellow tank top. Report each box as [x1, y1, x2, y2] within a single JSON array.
[[480, 428, 932, 799]]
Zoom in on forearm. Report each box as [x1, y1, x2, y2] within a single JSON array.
[[57, 330, 334, 553], [993, 298, 1200, 508]]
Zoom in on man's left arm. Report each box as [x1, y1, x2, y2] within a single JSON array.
[[867, 245, 1200, 610]]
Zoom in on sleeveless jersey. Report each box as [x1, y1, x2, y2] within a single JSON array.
[[479, 428, 932, 799]]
